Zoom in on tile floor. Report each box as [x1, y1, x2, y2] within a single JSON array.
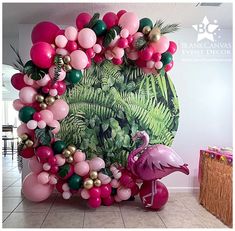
[[2, 155, 229, 228]]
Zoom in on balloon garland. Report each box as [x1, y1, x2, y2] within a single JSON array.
[[11, 11, 187, 210]]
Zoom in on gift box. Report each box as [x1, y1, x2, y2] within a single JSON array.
[[199, 149, 233, 227]]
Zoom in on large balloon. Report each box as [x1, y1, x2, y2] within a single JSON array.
[[139, 180, 168, 210], [19, 86, 37, 104], [78, 28, 97, 49], [47, 99, 69, 120], [31, 21, 60, 44], [76, 13, 92, 30], [118, 12, 139, 35], [28, 156, 43, 174], [11, 73, 27, 90], [70, 50, 88, 70], [30, 42, 55, 68], [22, 172, 54, 202], [150, 36, 170, 54]]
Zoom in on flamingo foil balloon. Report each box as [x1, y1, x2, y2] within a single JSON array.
[[127, 131, 189, 208]]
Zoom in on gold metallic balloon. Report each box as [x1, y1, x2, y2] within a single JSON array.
[[149, 27, 161, 42], [25, 139, 34, 147], [35, 95, 44, 103], [63, 64, 72, 72], [62, 149, 71, 158], [94, 179, 101, 187], [66, 156, 74, 163], [67, 145, 77, 154], [20, 134, 28, 141], [90, 171, 98, 180], [142, 26, 151, 35], [63, 55, 71, 64], [83, 178, 94, 189], [40, 102, 47, 109], [45, 96, 55, 106]]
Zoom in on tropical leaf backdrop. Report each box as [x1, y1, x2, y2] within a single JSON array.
[[59, 60, 179, 167]]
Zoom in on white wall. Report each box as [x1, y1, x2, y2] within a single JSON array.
[[18, 25, 232, 190]]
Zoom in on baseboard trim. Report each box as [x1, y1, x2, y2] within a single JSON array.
[[168, 187, 200, 193]]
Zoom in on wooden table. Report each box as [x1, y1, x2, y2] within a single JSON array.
[[199, 150, 233, 227]]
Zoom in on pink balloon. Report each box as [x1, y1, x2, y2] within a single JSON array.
[[31, 21, 60, 44], [120, 28, 129, 38], [11, 73, 27, 90], [55, 154, 66, 166], [118, 12, 139, 35], [13, 99, 24, 111], [55, 35, 68, 48], [36, 74, 50, 86], [89, 157, 105, 171], [112, 47, 124, 59], [47, 99, 69, 120], [23, 75, 34, 85], [17, 123, 33, 136], [65, 26, 78, 41], [19, 86, 37, 104], [47, 120, 60, 134], [155, 61, 163, 69], [109, 35, 120, 47], [98, 173, 111, 185], [28, 156, 43, 174], [127, 50, 138, 60], [78, 28, 97, 49], [74, 161, 90, 176], [70, 50, 88, 70], [76, 13, 92, 30], [49, 65, 66, 81], [27, 120, 38, 130], [49, 175, 58, 185], [81, 189, 90, 199], [37, 171, 50, 184], [150, 36, 170, 54], [117, 187, 131, 200], [164, 60, 174, 72], [56, 48, 68, 56], [167, 41, 177, 54], [22, 172, 54, 202], [73, 151, 86, 162], [40, 110, 54, 124], [37, 120, 46, 129], [30, 42, 55, 69]]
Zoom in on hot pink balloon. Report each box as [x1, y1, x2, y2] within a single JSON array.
[[70, 50, 88, 70], [11, 73, 27, 90], [13, 99, 24, 111], [167, 41, 177, 54], [56, 81, 66, 96], [118, 12, 139, 35], [36, 74, 51, 86], [78, 28, 97, 49], [30, 42, 55, 69], [47, 120, 60, 134], [36, 146, 54, 162], [40, 110, 54, 124], [150, 36, 170, 54], [31, 21, 60, 44], [37, 171, 50, 184], [103, 12, 118, 29], [22, 172, 54, 202], [49, 65, 66, 81], [19, 86, 37, 104], [164, 60, 174, 72], [76, 13, 92, 30], [47, 99, 69, 120], [65, 26, 78, 41], [28, 156, 43, 174], [74, 161, 90, 176]]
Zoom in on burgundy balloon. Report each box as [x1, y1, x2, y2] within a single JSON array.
[[50, 165, 59, 174], [20, 147, 35, 159], [36, 146, 54, 162], [31, 21, 60, 44], [30, 42, 56, 69], [102, 195, 114, 206], [152, 52, 162, 62], [112, 58, 123, 65], [131, 184, 140, 196], [55, 29, 65, 36], [102, 12, 118, 29], [138, 46, 154, 61], [139, 180, 168, 210], [11, 73, 27, 90], [76, 12, 92, 30], [117, 10, 127, 19], [56, 179, 66, 193]]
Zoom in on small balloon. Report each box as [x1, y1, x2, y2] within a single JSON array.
[[70, 50, 88, 70], [47, 99, 69, 121]]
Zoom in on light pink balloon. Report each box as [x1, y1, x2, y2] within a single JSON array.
[[19, 86, 37, 104], [112, 47, 124, 59], [22, 172, 54, 202], [81, 189, 90, 199], [55, 154, 66, 166], [118, 12, 139, 35], [74, 161, 90, 176], [109, 35, 120, 47], [65, 26, 78, 41], [36, 74, 50, 86], [55, 35, 68, 48], [70, 50, 88, 70], [114, 195, 122, 202], [73, 151, 86, 162], [37, 171, 50, 184], [49, 65, 66, 81], [40, 110, 54, 124], [49, 89, 58, 96], [150, 36, 170, 54], [47, 99, 69, 120], [56, 48, 68, 56], [62, 191, 72, 199], [93, 44, 102, 53], [111, 179, 120, 188], [23, 75, 34, 85], [117, 187, 131, 200], [155, 61, 163, 69], [127, 50, 138, 60], [13, 99, 24, 111], [49, 175, 58, 185], [37, 120, 47, 129], [47, 120, 60, 134], [78, 28, 97, 49], [28, 156, 43, 174], [17, 123, 33, 136], [98, 172, 111, 185], [120, 28, 129, 38], [27, 120, 38, 130], [89, 157, 105, 171]]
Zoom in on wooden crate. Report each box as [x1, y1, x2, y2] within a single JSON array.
[[199, 150, 233, 227]]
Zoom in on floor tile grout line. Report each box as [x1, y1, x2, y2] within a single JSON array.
[[40, 194, 58, 228], [82, 210, 85, 228], [119, 205, 126, 228], [156, 213, 167, 228]]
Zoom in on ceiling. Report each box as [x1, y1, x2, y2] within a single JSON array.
[[3, 2, 233, 38]]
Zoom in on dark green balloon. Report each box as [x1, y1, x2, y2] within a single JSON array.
[[52, 140, 66, 154], [68, 174, 82, 190], [92, 20, 107, 36], [161, 52, 173, 65], [138, 18, 153, 32], [19, 106, 36, 123], [66, 69, 83, 84]]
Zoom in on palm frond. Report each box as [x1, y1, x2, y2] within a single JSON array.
[[160, 23, 180, 34], [10, 44, 24, 72]]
